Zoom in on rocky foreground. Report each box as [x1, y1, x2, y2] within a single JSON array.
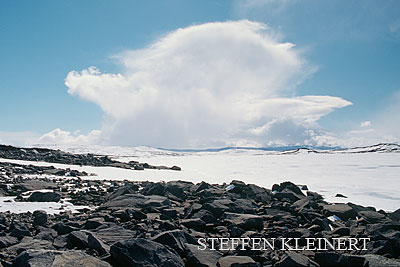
[[0, 156, 399, 266]]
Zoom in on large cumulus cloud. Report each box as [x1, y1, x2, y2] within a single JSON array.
[[63, 20, 351, 148]]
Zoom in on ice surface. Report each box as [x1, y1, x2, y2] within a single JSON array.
[[1, 145, 400, 211]]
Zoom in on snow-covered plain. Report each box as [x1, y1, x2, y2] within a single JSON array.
[[0, 197, 90, 214], [1, 144, 400, 212]]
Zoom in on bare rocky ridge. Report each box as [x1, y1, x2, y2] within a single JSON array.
[[0, 147, 399, 266], [0, 144, 181, 171]]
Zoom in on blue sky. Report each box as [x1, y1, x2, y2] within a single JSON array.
[[1, 0, 400, 148]]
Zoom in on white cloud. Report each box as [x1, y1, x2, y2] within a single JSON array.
[[360, 121, 371, 127], [0, 131, 40, 146], [65, 20, 351, 148], [38, 128, 102, 145]]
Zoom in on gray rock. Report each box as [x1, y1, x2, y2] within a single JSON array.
[[223, 213, 264, 231], [99, 194, 170, 210], [13, 249, 112, 267], [314, 252, 366, 267], [51, 222, 79, 235], [185, 243, 222, 267], [27, 191, 61, 202], [34, 227, 57, 242], [107, 183, 139, 200], [359, 210, 386, 223], [191, 210, 216, 223], [93, 224, 136, 245], [218, 256, 258, 267], [33, 210, 48, 227], [110, 238, 184, 267], [322, 203, 357, 221], [7, 237, 53, 257], [67, 231, 89, 249], [10, 221, 31, 238], [87, 232, 110, 256], [151, 229, 198, 257], [0, 235, 18, 248], [84, 217, 105, 230], [181, 218, 206, 231], [276, 251, 319, 267], [363, 253, 400, 267], [388, 208, 400, 221], [18, 180, 58, 192]]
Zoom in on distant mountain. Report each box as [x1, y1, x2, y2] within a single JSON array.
[[159, 145, 341, 153], [159, 143, 400, 154], [329, 143, 400, 154]]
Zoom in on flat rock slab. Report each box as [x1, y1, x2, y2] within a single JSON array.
[[276, 251, 318, 267], [93, 225, 136, 245], [223, 212, 264, 231], [13, 249, 112, 267], [322, 203, 357, 221], [99, 194, 170, 210], [363, 254, 400, 267], [110, 238, 184, 267], [218, 256, 257, 267]]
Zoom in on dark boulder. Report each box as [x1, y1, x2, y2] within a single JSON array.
[[273, 181, 305, 196], [322, 203, 357, 221], [107, 183, 139, 200], [388, 208, 400, 221], [314, 252, 367, 267], [0, 235, 18, 248], [185, 243, 222, 267], [142, 183, 166, 196], [10, 221, 31, 238], [191, 210, 217, 224], [151, 229, 198, 257], [275, 251, 318, 267], [99, 194, 170, 210], [27, 191, 61, 202], [51, 222, 79, 235], [363, 254, 400, 267], [359, 210, 387, 223], [218, 256, 258, 267], [33, 210, 47, 227], [17, 180, 58, 192], [223, 212, 264, 231], [84, 217, 105, 230], [110, 238, 184, 267], [87, 232, 110, 256], [93, 224, 136, 245], [13, 249, 112, 267], [181, 218, 206, 231], [67, 231, 89, 249]]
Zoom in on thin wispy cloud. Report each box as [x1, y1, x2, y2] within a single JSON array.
[[62, 20, 351, 148]]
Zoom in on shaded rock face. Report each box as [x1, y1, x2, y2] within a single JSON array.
[[321, 203, 357, 221], [0, 144, 398, 267], [33, 210, 48, 227], [28, 191, 61, 202], [223, 212, 264, 231], [185, 243, 222, 267], [110, 238, 185, 267], [99, 194, 170, 210], [218, 255, 257, 267], [276, 251, 319, 267]]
